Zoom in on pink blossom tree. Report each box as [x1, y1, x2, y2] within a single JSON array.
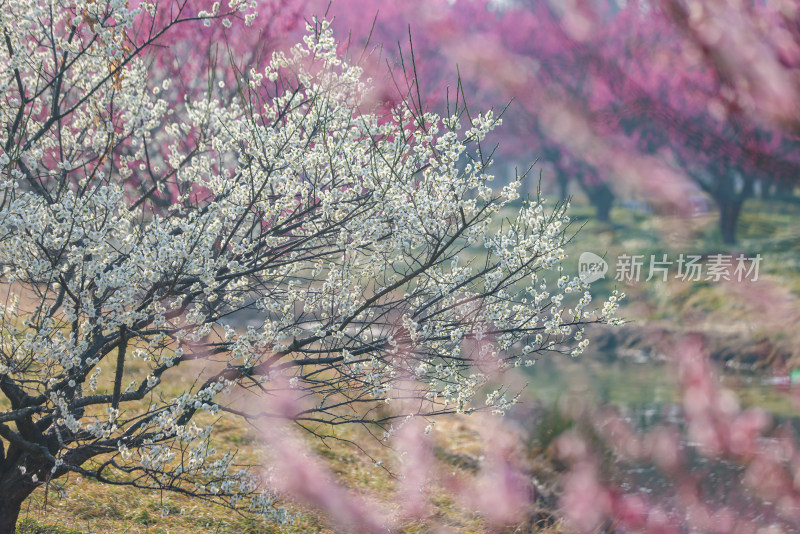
[[310, 0, 800, 240]]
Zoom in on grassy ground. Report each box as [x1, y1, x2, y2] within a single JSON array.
[[15, 415, 566, 533], [11, 348, 554, 533]]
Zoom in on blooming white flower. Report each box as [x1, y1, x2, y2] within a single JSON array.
[[0, 4, 619, 523]]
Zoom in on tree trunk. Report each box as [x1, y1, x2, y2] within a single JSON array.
[[713, 171, 752, 245], [592, 184, 614, 223], [775, 180, 795, 201], [557, 174, 569, 201], [758, 180, 772, 200], [0, 491, 28, 534], [0, 465, 37, 534], [719, 199, 742, 245]]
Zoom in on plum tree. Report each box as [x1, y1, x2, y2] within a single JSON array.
[[0, 1, 614, 530]]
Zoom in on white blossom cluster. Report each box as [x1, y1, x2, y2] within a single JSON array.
[[0, 1, 621, 520]]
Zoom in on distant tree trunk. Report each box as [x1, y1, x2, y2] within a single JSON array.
[[591, 183, 614, 223], [557, 173, 569, 201], [775, 181, 795, 201], [714, 172, 753, 245], [574, 175, 614, 223], [719, 199, 743, 245], [757, 180, 793, 200], [758, 179, 772, 200]]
